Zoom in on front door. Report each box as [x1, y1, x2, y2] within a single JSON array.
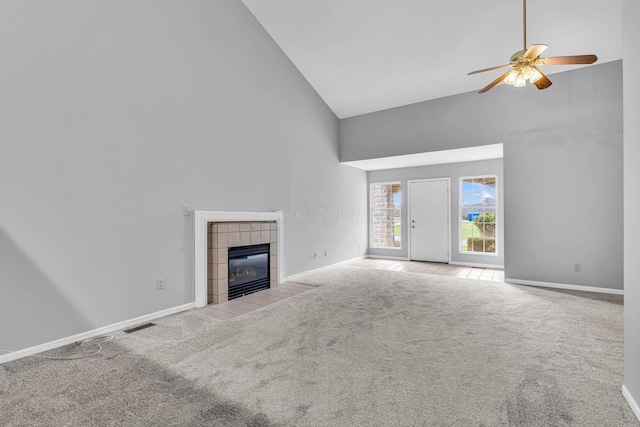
[[409, 179, 450, 262]]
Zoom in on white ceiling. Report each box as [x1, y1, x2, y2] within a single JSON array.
[[242, 0, 623, 119]]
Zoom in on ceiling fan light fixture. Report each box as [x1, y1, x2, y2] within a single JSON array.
[[529, 69, 543, 83], [504, 69, 518, 85], [521, 66, 535, 81], [468, 0, 597, 94], [513, 73, 527, 87]]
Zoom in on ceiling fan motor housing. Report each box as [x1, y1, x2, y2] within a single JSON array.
[[510, 49, 528, 63]]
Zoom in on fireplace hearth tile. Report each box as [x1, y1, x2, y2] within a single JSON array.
[[213, 292, 229, 304]]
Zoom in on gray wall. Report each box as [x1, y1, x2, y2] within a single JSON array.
[[343, 61, 623, 291], [0, 0, 367, 351], [503, 64, 623, 290], [340, 91, 506, 161], [368, 159, 504, 267], [504, 130, 622, 290], [623, 0, 640, 411]]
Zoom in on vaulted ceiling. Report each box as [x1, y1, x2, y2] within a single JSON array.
[[242, 0, 622, 118]]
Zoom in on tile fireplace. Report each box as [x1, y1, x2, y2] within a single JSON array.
[[193, 211, 284, 308], [208, 221, 277, 304]]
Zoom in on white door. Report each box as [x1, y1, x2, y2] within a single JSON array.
[[409, 179, 449, 262]]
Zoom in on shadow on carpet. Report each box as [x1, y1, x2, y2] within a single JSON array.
[[0, 341, 276, 426]]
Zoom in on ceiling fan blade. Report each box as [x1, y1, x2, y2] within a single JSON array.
[[532, 66, 552, 90], [540, 54, 598, 65], [468, 64, 512, 75], [478, 70, 514, 94], [523, 44, 548, 59]]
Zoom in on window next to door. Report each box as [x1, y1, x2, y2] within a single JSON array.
[[370, 182, 401, 249], [460, 176, 497, 254]]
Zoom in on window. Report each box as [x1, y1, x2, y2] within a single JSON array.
[[370, 182, 401, 249], [460, 176, 497, 254]]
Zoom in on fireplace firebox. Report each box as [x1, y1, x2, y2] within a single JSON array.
[[227, 244, 270, 300]]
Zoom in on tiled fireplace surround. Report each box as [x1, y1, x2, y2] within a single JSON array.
[[193, 211, 284, 308], [207, 221, 278, 304]]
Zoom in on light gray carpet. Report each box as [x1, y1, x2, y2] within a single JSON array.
[[1, 265, 637, 426]]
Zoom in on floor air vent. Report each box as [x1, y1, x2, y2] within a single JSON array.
[[123, 322, 156, 334]]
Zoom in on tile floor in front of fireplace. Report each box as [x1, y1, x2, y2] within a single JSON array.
[[197, 258, 504, 320], [197, 282, 314, 320]]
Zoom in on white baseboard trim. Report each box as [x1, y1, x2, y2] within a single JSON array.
[[0, 302, 194, 365], [366, 255, 410, 261], [623, 384, 640, 422], [365, 257, 503, 269], [449, 261, 504, 269], [339, 255, 366, 264], [505, 278, 624, 295], [284, 255, 366, 282]]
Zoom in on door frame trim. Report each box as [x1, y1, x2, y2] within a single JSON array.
[[407, 178, 451, 263]]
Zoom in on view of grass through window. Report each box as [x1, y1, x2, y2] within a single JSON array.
[[460, 176, 497, 253], [370, 183, 401, 249]]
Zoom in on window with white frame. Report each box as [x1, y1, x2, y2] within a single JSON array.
[[460, 176, 497, 254], [370, 182, 401, 249]]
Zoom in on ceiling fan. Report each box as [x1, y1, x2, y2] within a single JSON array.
[[468, 0, 598, 94]]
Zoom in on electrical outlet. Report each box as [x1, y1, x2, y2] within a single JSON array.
[[156, 279, 166, 290], [182, 205, 191, 216], [358, 243, 361, 250], [574, 264, 581, 273], [324, 250, 328, 257], [314, 252, 318, 258]]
